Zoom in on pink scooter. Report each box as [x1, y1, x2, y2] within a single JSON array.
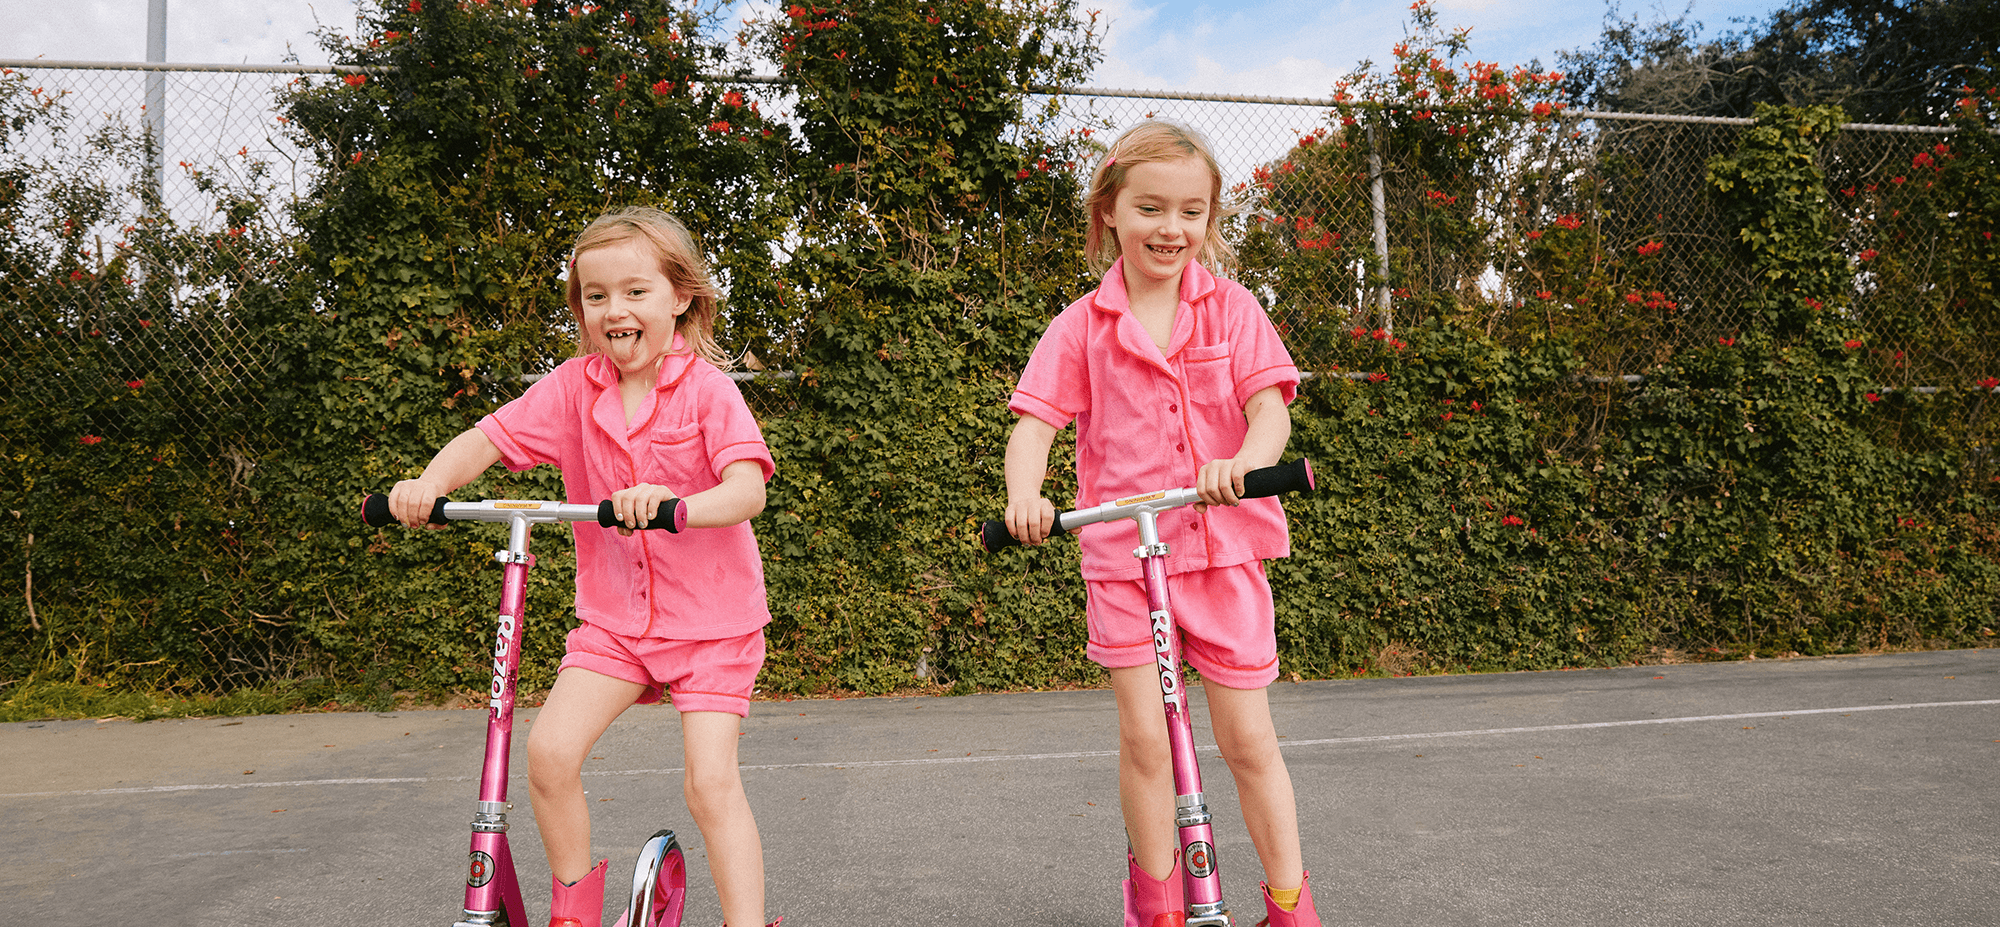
[[363, 494, 690, 927], [981, 458, 1316, 927]]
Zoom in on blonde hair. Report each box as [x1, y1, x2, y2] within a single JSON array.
[[565, 206, 732, 369], [1084, 120, 1237, 276]]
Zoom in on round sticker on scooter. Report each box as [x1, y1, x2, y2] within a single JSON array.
[[1185, 840, 1215, 878], [467, 850, 495, 887]]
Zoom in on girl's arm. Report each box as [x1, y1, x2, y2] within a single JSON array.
[[1196, 385, 1291, 507], [609, 459, 766, 535], [1003, 414, 1061, 545], [387, 427, 505, 528]]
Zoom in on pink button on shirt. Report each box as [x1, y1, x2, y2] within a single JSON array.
[[1010, 260, 1300, 581], [477, 342, 775, 640]]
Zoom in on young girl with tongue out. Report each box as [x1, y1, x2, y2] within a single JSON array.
[[1002, 121, 1320, 927], [386, 207, 780, 927]]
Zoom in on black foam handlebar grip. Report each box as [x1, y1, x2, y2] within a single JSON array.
[[597, 498, 686, 533], [362, 493, 449, 528], [1240, 457, 1316, 499], [980, 516, 1068, 553]]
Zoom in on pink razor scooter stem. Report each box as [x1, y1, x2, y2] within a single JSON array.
[[1134, 509, 1232, 927], [457, 519, 535, 927]]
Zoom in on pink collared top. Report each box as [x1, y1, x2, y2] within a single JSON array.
[[1010, 260, 1300, 581], [477, 336, 775, 640]]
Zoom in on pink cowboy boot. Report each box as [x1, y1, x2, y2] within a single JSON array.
[[1123, 850, 1186, 927], [547, 859, 608, 927], [1254, 870, 1322, 927]]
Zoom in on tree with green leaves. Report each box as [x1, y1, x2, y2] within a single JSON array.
[[1560, 0, 2000, 123], [746, 0, 1106, 692]]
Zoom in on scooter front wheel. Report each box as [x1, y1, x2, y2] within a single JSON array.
[[622, 829, 687, 927]]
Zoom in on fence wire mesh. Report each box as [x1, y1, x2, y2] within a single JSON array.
[[1, 62, 332, 470], [1043, 91, 1993, 387], [2, 63, 1993, 500]]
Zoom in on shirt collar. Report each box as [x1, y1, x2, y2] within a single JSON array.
[[1089, 258, 1218, 315]]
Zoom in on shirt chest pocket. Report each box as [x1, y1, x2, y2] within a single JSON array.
[[1179, 341, 1236, 409], [640, 421, 710, 495]]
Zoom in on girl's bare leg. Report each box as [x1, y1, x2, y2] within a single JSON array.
[[682, 710, 765, 927], [1206, 682, 1304, 892], [527, 668, 647, 884], [1109, 663, 1179, 880]]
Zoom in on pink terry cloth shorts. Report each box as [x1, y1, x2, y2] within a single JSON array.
[[560, 623, 766, 717], [1084, 560, 1280, 690]]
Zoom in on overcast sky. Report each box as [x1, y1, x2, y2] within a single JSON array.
[[1, 0, 1795, 99]]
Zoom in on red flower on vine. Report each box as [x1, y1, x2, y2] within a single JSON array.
[[1553, 213, 1582, 230], [1865, 392, 1882, 403], [1366, 372, 1390, 383], [1844, 340, 1864, 350], [1977, 377, 1999, 390], [80, 434, 104, 445], [652, 80, 672, 96], [1717, 337, 1736, 347], [342, 74, 367, 87], [1636, 240, 1663, 256], [1857, 249, 1879, 261], [1501, 515, 1524, 527]]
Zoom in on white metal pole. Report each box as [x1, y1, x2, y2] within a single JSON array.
[[1367, 115, 1392, 335], [144, 0, 167, 201]]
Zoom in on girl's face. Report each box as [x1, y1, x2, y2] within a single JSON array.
[[574, 238, 691, 378], [1101, 156, 1213, 291]]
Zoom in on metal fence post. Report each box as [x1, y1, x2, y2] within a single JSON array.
[[144, 0, 167, 202], [1367, 112, 1392, 336]]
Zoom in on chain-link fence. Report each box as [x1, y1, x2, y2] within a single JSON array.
[[3, 62, 1993, 480], [0, 61, 348, 472], [1044, 89, 1994, 387]]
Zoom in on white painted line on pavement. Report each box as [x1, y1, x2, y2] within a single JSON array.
[[5, 698, 1994, 799]]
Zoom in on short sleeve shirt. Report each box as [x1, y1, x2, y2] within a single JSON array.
[[477, 342, 775, 640], [1009, 260, 1300, 581]]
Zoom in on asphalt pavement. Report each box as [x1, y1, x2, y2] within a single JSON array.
[[3, 648, 1996, 926]]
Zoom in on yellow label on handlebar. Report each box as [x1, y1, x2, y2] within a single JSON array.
[[492, 502, 547, 510], [1112, 490, 1167, 507]]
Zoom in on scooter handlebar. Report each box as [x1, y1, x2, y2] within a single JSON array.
[[979, 458, 1315, 553], [361, 494, 686, 532]]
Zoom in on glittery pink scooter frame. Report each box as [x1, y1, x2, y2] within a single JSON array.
[[363, 494, 691, 927], [981, 458, 1315, 927]]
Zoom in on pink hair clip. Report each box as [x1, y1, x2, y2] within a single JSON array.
[[1105, 155, 1118, 167]]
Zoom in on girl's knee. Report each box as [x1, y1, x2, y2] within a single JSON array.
[[682, 764, 746, 812], [1215, 730, 1285, 775], [526, 731, 586, 788]]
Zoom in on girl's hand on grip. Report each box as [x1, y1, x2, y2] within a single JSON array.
[[387, 478, 447, 529], [610, 482, 679, 535], [1195, 457, 1253, 509], [1005, 496, 1056, 545]]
